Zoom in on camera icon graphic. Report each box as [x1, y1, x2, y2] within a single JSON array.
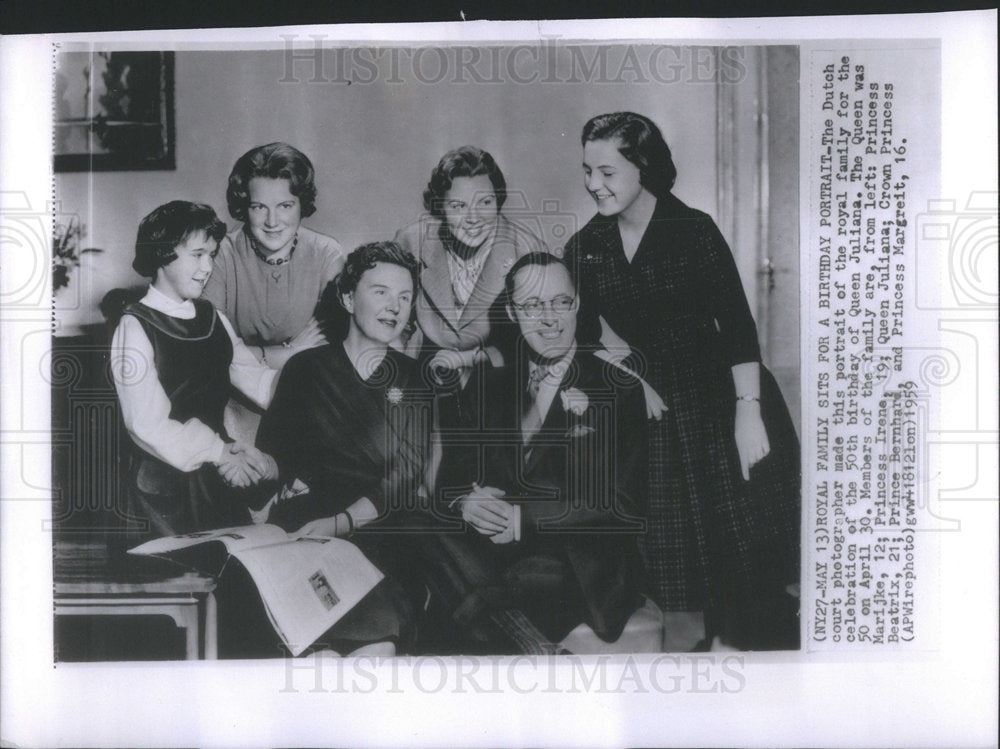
[[498, 191, 579, 258], [914, 191, 998, 310]]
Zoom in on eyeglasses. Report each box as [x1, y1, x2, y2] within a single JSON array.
[[511, 294, 576, 318]]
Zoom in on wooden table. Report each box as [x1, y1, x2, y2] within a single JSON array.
[[53, 540, 218, 660]]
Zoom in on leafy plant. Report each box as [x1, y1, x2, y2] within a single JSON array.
[[53, 216, 103, 292]]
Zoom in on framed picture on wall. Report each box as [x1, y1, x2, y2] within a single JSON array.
[[54, 50, 175, 172]]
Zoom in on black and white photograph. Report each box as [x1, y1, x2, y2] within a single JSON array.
[[47, 41, 802, 663], [1, 12, 996, 749]]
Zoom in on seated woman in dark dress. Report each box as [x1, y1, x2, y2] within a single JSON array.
[[226, 241, 430, 658]]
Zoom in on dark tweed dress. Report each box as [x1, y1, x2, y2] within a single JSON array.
[[564, 193, 800, 645]]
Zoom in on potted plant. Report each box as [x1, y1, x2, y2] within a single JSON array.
[[52, 215, 102, 294]]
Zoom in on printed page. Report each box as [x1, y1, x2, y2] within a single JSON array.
[[230, 537, 385, 656], [127, 523, 290, 556]]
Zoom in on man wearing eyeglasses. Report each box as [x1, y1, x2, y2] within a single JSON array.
[[420, 252, 648, 654]]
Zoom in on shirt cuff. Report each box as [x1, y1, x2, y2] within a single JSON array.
[[210, 438, 227, 465]]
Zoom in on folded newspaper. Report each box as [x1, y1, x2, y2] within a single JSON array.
[[129, 525, 384, 656]]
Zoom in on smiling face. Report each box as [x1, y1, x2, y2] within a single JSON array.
[[246, 177, 302, 254], [442, 174, 499, 248], [508, 262, 578, 361], [342, 262, 414, 347], [153, 230, 218, 303], [582, 138, 645, 218]]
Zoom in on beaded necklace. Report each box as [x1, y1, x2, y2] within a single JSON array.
[[251, 232, 298, 266]]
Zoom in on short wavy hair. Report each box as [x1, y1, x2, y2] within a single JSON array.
[[422, 145, 507, 220], [334, 240, 420, 299], [317, 241, 421, 340], [581, 112, 677, 198], [226, 142, 318, 223], [132, 201, 226, 278], [503, 251, 577, 301]]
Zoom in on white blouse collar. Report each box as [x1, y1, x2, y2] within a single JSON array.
[[141, 284, 198, 319]]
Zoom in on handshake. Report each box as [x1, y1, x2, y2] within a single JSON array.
[[216, 441, 279, 488]]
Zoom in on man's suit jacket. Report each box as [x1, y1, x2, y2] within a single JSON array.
[[437, 347, 648, 642], [394, 214, 546, 362]]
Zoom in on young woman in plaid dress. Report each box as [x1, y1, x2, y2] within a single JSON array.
[[563, 112, 800, 650]]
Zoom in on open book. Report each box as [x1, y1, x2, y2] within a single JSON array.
[[129, 525, 384, 657]]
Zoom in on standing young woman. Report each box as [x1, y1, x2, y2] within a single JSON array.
[[202, 142, 344, 442], [563, 112, 800, 650]]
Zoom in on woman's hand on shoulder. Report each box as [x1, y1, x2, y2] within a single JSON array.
[[640, 379, 668, 421], [429, 348, 475, 380], [594, 346, 667, 421], [266, 317, 327, 370], [290, 316, 328, 352]]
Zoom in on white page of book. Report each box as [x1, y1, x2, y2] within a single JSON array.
[[231, 537, 385, 656]]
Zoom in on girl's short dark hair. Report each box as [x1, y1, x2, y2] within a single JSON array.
[[132, 201, 226, 278], [226, 142, 318, 223], [422, 146, 507, 219], [581, 112, 677, 197]]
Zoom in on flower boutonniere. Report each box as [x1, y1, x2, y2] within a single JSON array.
[[386, 386, 404, 404], [559, 387, 589, 416]]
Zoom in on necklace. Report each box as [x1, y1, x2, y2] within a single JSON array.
[[252, 232, 298, 266]]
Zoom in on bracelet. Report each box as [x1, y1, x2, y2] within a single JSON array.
[[343, 510, 355, 535], [736, 394, 760, 403]]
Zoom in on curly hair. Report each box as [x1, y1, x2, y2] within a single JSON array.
[[313, 241, 419, 338], [582, 112, 677, 198], [226, 142, 318, 223], [132, 201, 226, 278], [422, 145, 507, 219]]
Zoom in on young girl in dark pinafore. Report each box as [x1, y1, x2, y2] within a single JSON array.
[[110, 201, 280, 539]]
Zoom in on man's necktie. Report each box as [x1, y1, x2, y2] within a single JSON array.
[[526, 363, 551, 400], [522, 364, 550, 446]]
